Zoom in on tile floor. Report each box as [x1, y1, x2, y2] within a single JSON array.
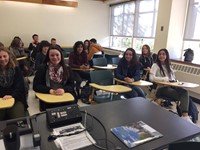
[[27, 76, 200, 127]]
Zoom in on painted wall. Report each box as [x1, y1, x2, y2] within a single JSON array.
[[0, 0, 109, 47]]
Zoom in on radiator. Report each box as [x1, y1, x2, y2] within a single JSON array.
[[172, 62, 200, 99]]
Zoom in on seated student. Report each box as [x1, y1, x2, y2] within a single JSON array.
[[88, 38, 103, 63], [35, 40, 50, 70], [115, 48, 146, 98], [0, 47, 28, 121], [69, 41, 91, 104], [33, 45, 77, 109], [84, 39, 90, 53], [50, 38, 64, 51], [149, 48, 193, 124], [9, 37, 32, 77], [139, 44, 153, 81]]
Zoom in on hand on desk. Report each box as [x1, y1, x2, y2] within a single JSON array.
[[124, 77, 134, 83], [50, 89, 65, 95], [2, 95, 13, 100], [80, 64, 90, 70]]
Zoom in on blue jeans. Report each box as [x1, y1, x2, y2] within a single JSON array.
[[124, 85, 146, 98]]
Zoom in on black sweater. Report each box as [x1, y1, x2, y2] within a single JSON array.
[[0, 67, 28, 109]]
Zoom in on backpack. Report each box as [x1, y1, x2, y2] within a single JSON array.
[[183, 48, 194, 62], [80, 81, 91, 101], [176, 97, 199, 123]]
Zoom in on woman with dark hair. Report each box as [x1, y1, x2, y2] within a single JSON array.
[[139, 44, 154, 80], [115, 48, 145, 98], [149, 48, 193, 123], [0, 47, 28, 120], [34, 40, 50, 70], [33, 45, 77, 109], [9, 38, 32, 77], [69, 41, 91, 104], [84, 39, 90, 53]]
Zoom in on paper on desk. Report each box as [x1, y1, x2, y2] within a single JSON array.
[[53, 123, 95, 150]]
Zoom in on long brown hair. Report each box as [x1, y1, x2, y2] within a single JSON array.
[[156, 48, 172, 76], [44, 45, 70, 80], [0, 47, 16, 70]]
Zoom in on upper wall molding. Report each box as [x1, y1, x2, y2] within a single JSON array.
[[3, 0, 78, 7]]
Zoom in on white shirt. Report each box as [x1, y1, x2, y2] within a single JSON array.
[[149, 63, 176, 82]]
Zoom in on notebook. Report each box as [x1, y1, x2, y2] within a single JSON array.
[[111, 121, 163, 148]]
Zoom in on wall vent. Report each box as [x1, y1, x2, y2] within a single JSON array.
[[171, 62, 200, 99]]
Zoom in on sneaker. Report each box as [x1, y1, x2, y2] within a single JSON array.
[[181, 116, 194, 124]]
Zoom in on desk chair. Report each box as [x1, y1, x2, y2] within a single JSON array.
[[111, 57, 120, 65], [168, 142, 200, 150], [92, 57, 107, 66], [90, 70, 130, 103]]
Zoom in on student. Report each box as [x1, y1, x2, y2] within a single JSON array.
[[50, 38, 63, 51], [69, 41, 90, 104], [149, 48, 193, 123], [35, 40, 50, 70], [33, 45, 77, 107], [0, 47, 28, 120], [115, 48, 146, 98], [9, 38, 32, 77], [84, 39, 90, 53], [87, 38, 103, 61], [139, 44, 154, 81], [28, 34, 39, 52]]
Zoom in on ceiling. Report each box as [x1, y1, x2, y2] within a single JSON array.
[[93, 0, 132, 4]]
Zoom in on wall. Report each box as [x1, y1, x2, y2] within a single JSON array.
[[0, 0, 109, 47], [154, 0, 189, 59]]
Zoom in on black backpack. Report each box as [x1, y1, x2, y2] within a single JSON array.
[[183, 48, 194, 62], [176, 97, 199, 123], [80, 81, 91, 101]]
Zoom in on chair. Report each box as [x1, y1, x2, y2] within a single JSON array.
[[111, 57, 120, 65], [92, 57, 107, 66], [168, 142, 200, 150], [90, 70, 131, 103]]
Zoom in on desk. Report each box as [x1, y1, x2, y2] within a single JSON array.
[[89, 83, 132, 101], [114, 78, 153, 87], [29, 98, 200, 150], [72, 68, 94, 71], [16, 56, 27, 61], [35, 92, 74, 103], [154, 81, 199, 88], [0, 98, 15, 109], [93, 65, 117, 70]]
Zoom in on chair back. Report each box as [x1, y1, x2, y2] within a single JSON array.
[[168, 142, 200, 150], [92, 57, 107, 66], [90, 70, 113, 85], [111, 57, 120, 65]]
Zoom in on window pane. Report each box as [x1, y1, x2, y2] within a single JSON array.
[[139, 0, 155, 12], [110, 36, 132, 51], [133, 38, 155, 53], [123, 14, 134, 36], [113, 5, 123, 16], [112, 16, 123, 35], [185, 0, 200, 39], [137, 13, 154, 37], [124, 2, 135, 14]]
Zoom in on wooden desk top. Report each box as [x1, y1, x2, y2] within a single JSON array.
[[35, 92, 74, 103], [72, 68, 94, 71], [114, 78, 153, 87], [16, 56, 27, 61], [89, 83, 132, 93], [154, 80, 199, 88], [93, 65, 117, 70], [0, 98, 15, 109]]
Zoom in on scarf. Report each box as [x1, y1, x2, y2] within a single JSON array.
[[0, 68, 15, 88], [48, 63, 63, 83]]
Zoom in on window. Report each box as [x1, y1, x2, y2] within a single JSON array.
[[183, 0, 200, 64], [110, 0, 158, 53]]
